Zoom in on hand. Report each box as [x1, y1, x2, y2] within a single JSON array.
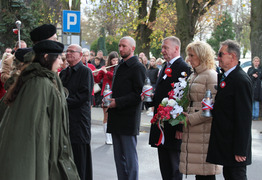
[[93, 71, 99, 76], [235, 155, 246, 162], [175, 131, 183, 139], [108, 98, 116, 108], [101, 66, 107, 73], [180, 112, 190, 125], [253, 73, 258, 78]]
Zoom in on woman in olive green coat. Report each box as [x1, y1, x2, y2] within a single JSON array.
[[0, 40, 80, 180]]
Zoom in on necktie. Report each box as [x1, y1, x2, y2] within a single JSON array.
[[167, 62, 171, 68], [220, 73, 226, 83]]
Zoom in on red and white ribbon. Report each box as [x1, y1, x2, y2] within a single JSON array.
[[141, 87, 153, 97], [104, 91, 112, 98], [156, 121, 165, 146], [201, 99, 213, 110]]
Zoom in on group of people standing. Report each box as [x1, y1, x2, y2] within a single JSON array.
[[147, 37, 252, 180], [0, 22, 253, 180]]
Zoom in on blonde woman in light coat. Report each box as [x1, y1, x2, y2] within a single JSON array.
[[179, 41, 221, 180]]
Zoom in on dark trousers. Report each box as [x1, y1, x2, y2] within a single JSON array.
[[71, 143, 93, 180], [112, 134, 138, 180], [223, 165, 247, 180], [157, 147, 182, 180], [196, 175, 216, 180]]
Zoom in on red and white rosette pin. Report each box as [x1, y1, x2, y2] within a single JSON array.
[[201, 99, 213, 111], [156, 121, 165, 146], [220, 81, 226, 88], [165, 68, 172, 77]]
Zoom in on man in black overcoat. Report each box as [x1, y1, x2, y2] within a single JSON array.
[[107, 36, 146, 180], [60, 44, 94, 180], [148, 36, 191, 180], [207, 40, 252, 180]]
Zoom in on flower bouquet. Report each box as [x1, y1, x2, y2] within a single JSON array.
[[151, 72, 190, 128]]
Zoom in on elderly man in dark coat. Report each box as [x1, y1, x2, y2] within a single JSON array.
[[148, 36, 192, 180], [207, 40, 252, 180], [60, 44, 94, 180], [107, 36, 146, 180]]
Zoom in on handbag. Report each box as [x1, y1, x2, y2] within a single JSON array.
[[94, 83, 101, 93]]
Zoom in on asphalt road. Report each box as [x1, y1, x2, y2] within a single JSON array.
[[90, 107, 262, 180]]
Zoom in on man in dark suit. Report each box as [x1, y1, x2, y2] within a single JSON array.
[[207, 39, 252, 180], [107, 36, 146, 180], [149, 36, 191, 180], [60, 44, 94, 180]]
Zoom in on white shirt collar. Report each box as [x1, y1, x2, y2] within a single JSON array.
[[224, 65, 237, 77], [168, 56, 180, 66]]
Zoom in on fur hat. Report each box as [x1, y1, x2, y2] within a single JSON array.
[[30, 24, 56, 43], [15, 48, 33, 62], [33, 40, 64, 54]]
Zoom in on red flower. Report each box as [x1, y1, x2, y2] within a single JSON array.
[[168, 90, 175, 99]]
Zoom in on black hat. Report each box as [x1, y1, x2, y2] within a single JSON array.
[[33, 40, 64, 54], [30, 24, 56, 43], [15, 48, 33, 62]]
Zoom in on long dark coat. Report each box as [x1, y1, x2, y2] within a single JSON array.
[[107, 56, 146, 135], [247, 66, 262, 101], [149, 57, 192, 150], [207, 65, 252, 166]]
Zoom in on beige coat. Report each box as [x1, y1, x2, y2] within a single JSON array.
[[1, 55, 14, 83], [179, 64, 222, 175]]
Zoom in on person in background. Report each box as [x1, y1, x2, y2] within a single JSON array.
[[179, 41, 221, 180], [30, 24, 58, 44], [57, 52, 68, 74], [156, 58, 164, 70], [92, 50, 105, 66], [82, 48, 90, 65], [89, 52, 95, 63], [0, 52, 12, 71], [138, 57, 143, 63], [12, 40, 27, 53], [107, 36, 146, 180], [146, 57, 159, 117], [139, 52, 146, 59], [94, 51, 119, 145], [148, 36, 191, 180], [142, 56, 149, 69], [81, 48, 96, 107], [207, 40, 252, 180], [93, 56, 103, 107], [60, 44, 94, 180], [247, 56, 262, 120], [4, 47, 12, 54], [0, 40, 80, 180], [1, 40, 27, 83]]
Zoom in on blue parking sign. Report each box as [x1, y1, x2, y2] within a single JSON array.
[[63, 10, 81, 33]]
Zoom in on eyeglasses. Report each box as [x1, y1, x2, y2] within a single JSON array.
[[65, 50, 81, 54], [218, 51, 230, 58]]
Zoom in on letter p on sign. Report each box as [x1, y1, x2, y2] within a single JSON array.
[[63, 10, 81, 33]]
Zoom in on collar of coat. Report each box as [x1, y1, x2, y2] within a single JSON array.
[[193, 63, 208, 74], [120, 56, 139, 67], [20, 63, 56, 84]]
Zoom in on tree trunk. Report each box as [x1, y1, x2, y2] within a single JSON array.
[[135, 0, 159, 58], [175, 0, 215, 58], [250, 0, 262, 61]]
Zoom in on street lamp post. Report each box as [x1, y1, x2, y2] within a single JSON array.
[[15, 20, 21, 48]]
